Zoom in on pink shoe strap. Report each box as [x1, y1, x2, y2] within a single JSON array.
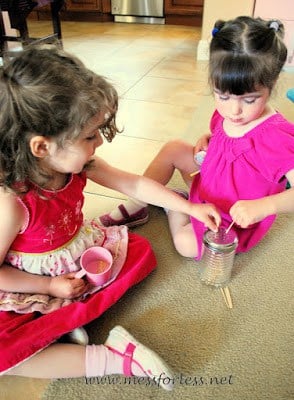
[[118, 204, 130, 219], [122, 342, 136, 376]]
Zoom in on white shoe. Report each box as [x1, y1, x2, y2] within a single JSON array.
[[104, 326, 174, 391], [67, 327, 89, 346]]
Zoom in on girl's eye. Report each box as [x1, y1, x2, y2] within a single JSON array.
[[86, 134, 97, 141], [219, 94, 230, 101], [243, 97, 257, 104], [214, 90, 229, 101]]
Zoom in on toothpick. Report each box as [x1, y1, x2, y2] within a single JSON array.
[[225, 221, 234, 234], [220, 286, 233, 309], [190, 170, 200, 177], [224, 286, 233, 308], [220, 287, 228, 307]]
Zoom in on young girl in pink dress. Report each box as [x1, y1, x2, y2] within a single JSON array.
[[100, 16, 294, 259], [0, 45, 221, 387]]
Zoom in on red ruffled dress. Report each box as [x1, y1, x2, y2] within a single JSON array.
[[0, 173, 156, 373]]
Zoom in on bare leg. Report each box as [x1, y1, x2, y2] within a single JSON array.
[[99, 140, 197, 226], [5, 327, 174, 391], [6, 343, 86, 378], [167, 211, 198, 258], [143, 139, 196, 185]]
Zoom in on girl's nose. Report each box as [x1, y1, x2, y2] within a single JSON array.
[[231, 100, 242, 115], [95, 132, 103, 148]]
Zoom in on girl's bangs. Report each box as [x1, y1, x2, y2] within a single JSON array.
[[211, 56, 258, 95]]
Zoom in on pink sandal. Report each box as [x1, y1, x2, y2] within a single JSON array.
[[99, 204, 149, 228], [105, 326, 174, 391]]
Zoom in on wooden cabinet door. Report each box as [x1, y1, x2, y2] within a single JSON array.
[[101, 0, 111, 13], [33, 0, 112, 21], [165, 0, 204, 15], [165, 0, 204, 26], [66, 0, 101, 11]]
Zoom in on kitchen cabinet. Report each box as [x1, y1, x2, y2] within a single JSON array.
[[66, 0, 110, 12], [34, 0, 112, 22], [165, 0, 204, 26], [66, 0, 101, 11], [34, 0, 203, 25]]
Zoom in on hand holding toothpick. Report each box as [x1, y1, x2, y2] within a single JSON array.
[[190, 151, 206, 177]]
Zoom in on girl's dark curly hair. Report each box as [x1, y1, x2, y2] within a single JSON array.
[[209, 16, 287, 95], [0, 45, 119, 193]]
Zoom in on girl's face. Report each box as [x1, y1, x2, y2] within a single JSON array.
[[213, 86, 271, 128], [45, 112, 105, 175]]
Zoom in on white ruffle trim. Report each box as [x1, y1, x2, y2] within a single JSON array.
[[0, 220, 129, 314]]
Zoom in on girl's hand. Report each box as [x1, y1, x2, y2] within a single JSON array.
[[191, 203, 221, 232], [194, 133, 211, 155], [229, 199, 270, 228], [48, 272, 89, 299]]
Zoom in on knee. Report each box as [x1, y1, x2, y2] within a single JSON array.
[[172, 231, 197, 258], [160, 139, 190, 158]]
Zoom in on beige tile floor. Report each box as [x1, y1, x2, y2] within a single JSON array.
[[0, 20, 293, 400]]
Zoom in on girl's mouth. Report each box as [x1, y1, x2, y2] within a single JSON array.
[[229, 118, 243, 124]]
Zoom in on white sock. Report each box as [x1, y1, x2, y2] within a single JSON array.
[[85, 344, 145, 377]]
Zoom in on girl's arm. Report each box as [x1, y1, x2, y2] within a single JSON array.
[[0, 265, 87, 298], [87, 156, 221, 231], [229, 169, 294, 228], [0, 192, 87, 298]]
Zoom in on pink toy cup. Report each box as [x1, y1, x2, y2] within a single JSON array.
[[75, 247, 113, 286]]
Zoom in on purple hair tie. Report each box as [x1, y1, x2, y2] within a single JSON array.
[[212, 27, 219, 37]]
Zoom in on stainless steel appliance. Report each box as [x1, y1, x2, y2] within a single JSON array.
[[111, 0, 165, 24]]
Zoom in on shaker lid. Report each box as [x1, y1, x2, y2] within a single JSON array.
[[203, 228, 238, 251]]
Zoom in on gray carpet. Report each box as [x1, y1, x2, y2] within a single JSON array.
[[42, 204, 294, 400]]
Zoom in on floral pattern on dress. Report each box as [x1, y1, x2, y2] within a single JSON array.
[[43, 224, 56, 246], [1, 223, 129, 314]]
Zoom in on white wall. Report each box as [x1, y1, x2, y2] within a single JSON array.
[[201, 0, 255, 41], [254, 0, 294, 67], [197, 0, 255, 60]]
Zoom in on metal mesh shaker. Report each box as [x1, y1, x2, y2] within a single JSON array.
[[199, 227, 238, 287]]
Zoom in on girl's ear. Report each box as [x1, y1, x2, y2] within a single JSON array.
[[29, 136, 50, 158]]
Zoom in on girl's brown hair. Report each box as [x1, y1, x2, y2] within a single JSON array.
[[209, 16, 287, 95], [0, 45, 119, 193]]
